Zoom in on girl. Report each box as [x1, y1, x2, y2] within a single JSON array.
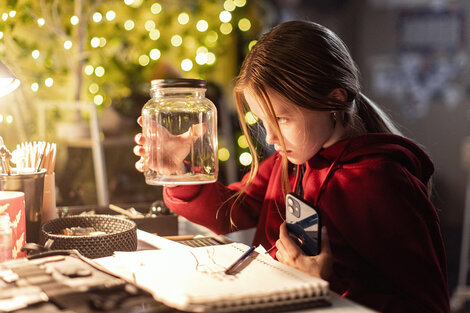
[[134, 21, 449, 313]]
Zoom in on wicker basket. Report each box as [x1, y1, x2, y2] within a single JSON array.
[[41, 215, 137, 258]]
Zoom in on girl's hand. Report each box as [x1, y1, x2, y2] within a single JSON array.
[[133, 116, 206, 174], [275, 222, 332, 280]]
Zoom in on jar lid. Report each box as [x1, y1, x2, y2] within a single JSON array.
[[151, 78, 206, 89]]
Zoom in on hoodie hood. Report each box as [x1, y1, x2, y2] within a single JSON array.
[[313, 133, 434, 185]]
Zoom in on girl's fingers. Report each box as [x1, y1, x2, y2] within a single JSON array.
[[135, 158, 144, 172], [133, 145, 144, 157], [137, 116, 143, 127], [134, 133, 145, 145]]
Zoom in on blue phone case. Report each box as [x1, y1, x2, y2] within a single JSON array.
[[285, 193, 320, 256]]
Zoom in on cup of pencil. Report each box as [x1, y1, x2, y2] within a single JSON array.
[[0, 139, 57, 243]]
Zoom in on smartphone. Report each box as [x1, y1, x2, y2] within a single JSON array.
[[285, 193, 321, 256]]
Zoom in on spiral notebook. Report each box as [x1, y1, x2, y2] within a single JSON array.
[[94, 242, 330, 312]]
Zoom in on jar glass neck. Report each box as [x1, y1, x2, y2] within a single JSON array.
[[152, 87, 206, 98]]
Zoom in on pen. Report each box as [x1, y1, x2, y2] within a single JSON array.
[[224, 246, 255, 275]]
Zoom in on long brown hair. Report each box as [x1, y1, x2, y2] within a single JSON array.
[[232, 21, 402, 205]]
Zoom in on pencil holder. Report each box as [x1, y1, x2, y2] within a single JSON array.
[[41, 215, 137, 258]]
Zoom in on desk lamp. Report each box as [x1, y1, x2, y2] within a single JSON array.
[[0, 61, 20, 98]]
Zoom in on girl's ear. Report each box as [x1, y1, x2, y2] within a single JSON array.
[[328, 88, 348, 103]]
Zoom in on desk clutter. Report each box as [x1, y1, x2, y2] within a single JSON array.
[[0, 250, 176, 312]]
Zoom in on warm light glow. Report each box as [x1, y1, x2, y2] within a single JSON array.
[[94, 94, 104, 105], [149, 49, 161, 60], [44, 78, 53, 87], [178, 13, 189, 25], [171, 35, 183, 47], [31, 83, 39, 92], [32, 50, 40, 59], [218, 147, 230, 161], [237, 135, 248, 148], [224, 0, 236, 11], [124, 20, 135, 31], [181, 59, 193, 71], [220, 23, 232, 35], [90, 37, 100, 48], [239, 152, 252, 166], [84, 65, 94, 75], [124, 0, 134, 5], [238, 18, 251, 31], [0, 32, 3, 40], [139, 55, 150, 66], [37, 18, 45, 26], [9, 11, 16, 18], [234, 0, 246, 7], [219, 11, 231, 23], [99, 37, 107, 47], [205, 31, 218, 46], [248, 40, 257, 50], [196, 20, 209, 32], [151, 3, 162, 14], [206, 52, 216, 65], [89, 83, 99, 94], [149, 29, 160, 40], [5, 115, 13, 124], [196, 46, 209, 54], [106, 10, 116, 21], [145, 20, 155, 31], [2, 13, 8, 21], [70, 16, 79, 25], [95, 66, 105, 77], [93, 12, 103, 23], [64, 40, 73, 50], [195, 53, 208, 65], [245, 111, 258, 125]]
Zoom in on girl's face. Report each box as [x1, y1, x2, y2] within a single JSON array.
[[244, 88, 339, 165]]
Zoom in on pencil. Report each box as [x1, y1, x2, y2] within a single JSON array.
[[225, 246, 255, 275]]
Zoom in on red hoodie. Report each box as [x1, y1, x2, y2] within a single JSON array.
[[164, 134, 450, 313]]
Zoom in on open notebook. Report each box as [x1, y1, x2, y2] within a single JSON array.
[[94, 242, 330, 312]]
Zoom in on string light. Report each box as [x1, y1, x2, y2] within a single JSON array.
[[124, 20, 135, 31], [150, 3, 162, 14], [171, 35, 183, 47], [93, 12, 103, 23], [149, 29, 160, 40], [31, 83, 39, 92], [94, 94, 104, 105], [95, 66, 105, 77], [178, 12, 189, 25], [181, 59, 193, 71], [32, 50, 40, 59], [234, 0, 247, 7], [0, 32, 3, 39], [196, 20, 209, 32], [219, 11, 231, 23], [84, 65, 94, 75], [89, 83, 99, 94], [238, 18, 251, 31], [138, 55, 150, 66], [106, 10, 116, 21], [218, 147, 230, 161], [9, 11, 16, 18], [237, 135, 248, 148], [224, 0, 236, 11], [5, 115, 13, 124], [44, 78, 53, 87], [149, 48, 161, 60], [145, 20, 155, 31], [37, 18, 45, 26], [244, 111, 258, 125], [70, 16, 79, 25], [90, 37, 100, 48], [2, 13, 8, 21], [64, 40, 73, 50], [195, 52, 208, 65], [220, 23, 232, 35], [248, 40, 257, 50], [239, 152, 252, 166], [206, 52, 216, 65]]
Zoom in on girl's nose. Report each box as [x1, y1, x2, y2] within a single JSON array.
[[265, 125, 277, 145]]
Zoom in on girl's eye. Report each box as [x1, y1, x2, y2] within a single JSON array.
[[277, 117, 287, 123]]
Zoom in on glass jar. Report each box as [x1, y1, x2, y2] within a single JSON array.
[[142, 78, 218, 185]]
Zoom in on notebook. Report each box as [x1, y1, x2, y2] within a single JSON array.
[[94, 242, 330, 312]]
